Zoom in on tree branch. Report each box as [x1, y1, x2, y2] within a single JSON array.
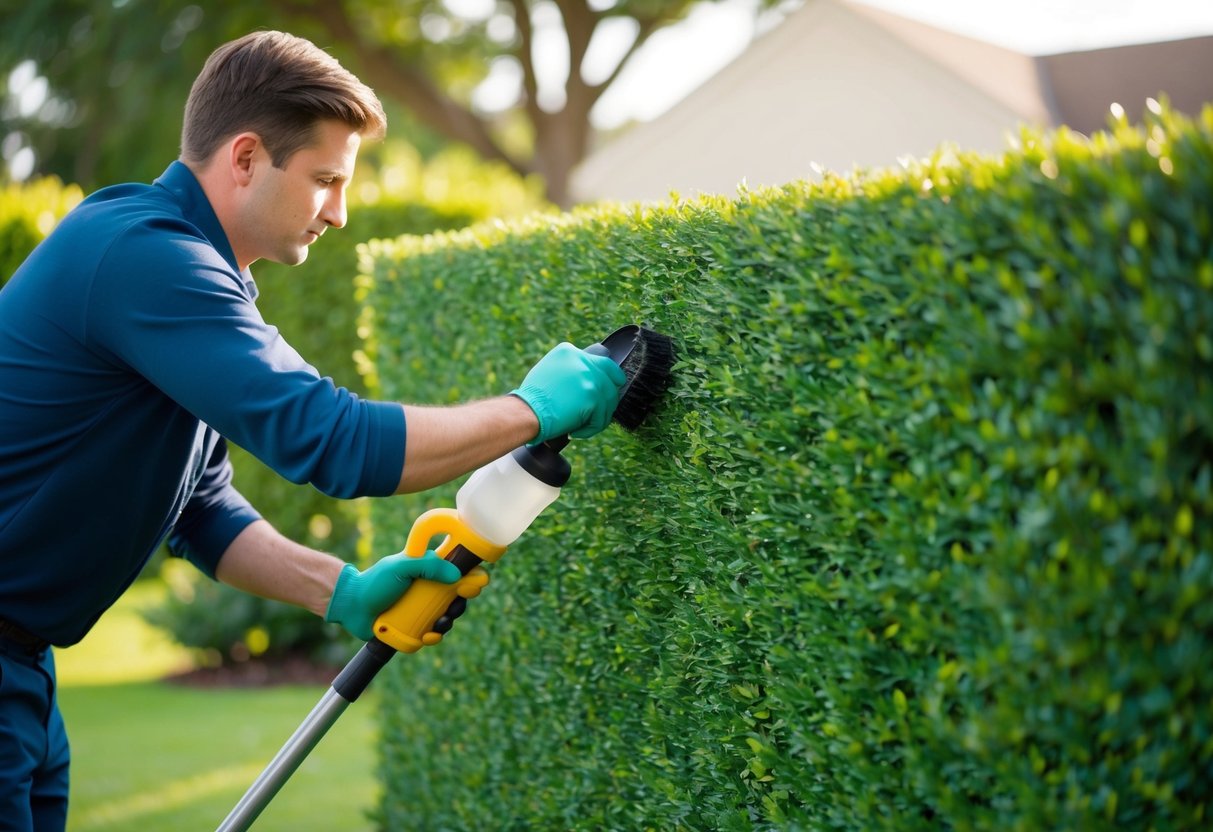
[[553, 0, 596, 88], [269, 0, 531, 177], [508, 0, 543, 124]]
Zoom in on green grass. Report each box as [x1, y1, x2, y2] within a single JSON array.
[[54, 579, 194, 686], [58, 683, 379, 831], [52, 580, 380, 831]]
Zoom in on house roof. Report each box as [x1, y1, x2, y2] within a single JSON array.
[[571, 0, 1213, 203], [845, 1, 1054, 124], [852, 1, 1213, 131], [1039, 36, 1213, 133]]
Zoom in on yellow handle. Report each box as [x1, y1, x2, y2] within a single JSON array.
[[372, 508, 507, 653]]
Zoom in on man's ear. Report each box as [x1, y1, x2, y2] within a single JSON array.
[[229, 132, 261, 186]]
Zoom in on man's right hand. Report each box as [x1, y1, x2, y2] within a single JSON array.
[[511, 342, 627, 442], [324, 551, 460, 642]]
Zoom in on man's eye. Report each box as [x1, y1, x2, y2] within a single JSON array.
[[318, 177, 335, 186]]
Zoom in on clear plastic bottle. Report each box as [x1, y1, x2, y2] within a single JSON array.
[[455, 443, 572, 548]]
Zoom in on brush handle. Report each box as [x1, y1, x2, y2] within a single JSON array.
[[372, 509, 501, 653]]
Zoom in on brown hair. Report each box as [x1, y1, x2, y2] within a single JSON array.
[[181, 31, 386, 168]]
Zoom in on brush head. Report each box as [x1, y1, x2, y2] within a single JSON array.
[[599, 325, 677, 431]]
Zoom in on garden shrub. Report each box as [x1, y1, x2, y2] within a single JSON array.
[[360, 104, 1212, 830], [0, 176, 83, 285]]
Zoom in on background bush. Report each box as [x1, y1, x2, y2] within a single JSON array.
[[359, 105, 1212, 830], [0, 176, 82, 284]]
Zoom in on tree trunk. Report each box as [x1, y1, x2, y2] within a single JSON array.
[[533, 94, 595, 209]]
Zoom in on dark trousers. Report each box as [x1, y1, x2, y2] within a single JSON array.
[[0, 643, 69, 832]]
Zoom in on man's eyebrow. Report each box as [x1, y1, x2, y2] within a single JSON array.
[[314, 168, 349, 181]]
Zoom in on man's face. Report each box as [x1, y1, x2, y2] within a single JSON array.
[[237, 120, 361, 267]]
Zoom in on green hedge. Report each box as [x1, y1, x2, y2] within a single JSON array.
[[360, 105, 1212, 830], [0, 176, 83, 284]]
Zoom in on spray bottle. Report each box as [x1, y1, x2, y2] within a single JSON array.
[[370, 439, 571, 653]]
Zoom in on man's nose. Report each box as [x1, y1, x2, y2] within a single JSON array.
[[322, 188, 347, 229]]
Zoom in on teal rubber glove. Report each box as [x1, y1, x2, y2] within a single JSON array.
[[324, 550, 460, 642], [511, 342, 628, 442]]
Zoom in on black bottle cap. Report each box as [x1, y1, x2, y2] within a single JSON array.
[[511, 443, 572, 487]]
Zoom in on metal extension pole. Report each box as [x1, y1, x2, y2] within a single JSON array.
[[216, 639, 397, 832]]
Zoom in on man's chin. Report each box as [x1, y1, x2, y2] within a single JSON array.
[[268, 247, 309, 267]]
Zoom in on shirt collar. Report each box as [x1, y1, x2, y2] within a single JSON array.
[[153, 160, 258, 300]]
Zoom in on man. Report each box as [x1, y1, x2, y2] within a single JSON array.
[[0, 30, 625, 830]]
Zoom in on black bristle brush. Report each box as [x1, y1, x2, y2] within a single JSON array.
[[542, 324, 676, 453], [598, 324, 676, 430]]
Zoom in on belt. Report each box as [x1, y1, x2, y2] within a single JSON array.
[[0, 618, 50, 654]]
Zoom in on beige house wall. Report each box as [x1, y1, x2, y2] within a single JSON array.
[[572, 0, 1047, 204]]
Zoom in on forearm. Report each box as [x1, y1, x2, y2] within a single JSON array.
[[397, 396, 538, 493], [212, 399, 538, 609], [214, 520, 345, 616]]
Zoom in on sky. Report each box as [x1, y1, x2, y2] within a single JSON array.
[[589, 0, 1213, 129]]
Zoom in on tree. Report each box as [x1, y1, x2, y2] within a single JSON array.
[[0, 0, 788, 207]]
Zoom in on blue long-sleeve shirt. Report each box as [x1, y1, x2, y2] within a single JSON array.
[[0, 161, 406, 646]]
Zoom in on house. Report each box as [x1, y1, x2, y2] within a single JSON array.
[[570, 0, 1213, 204]]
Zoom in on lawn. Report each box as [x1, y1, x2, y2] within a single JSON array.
[[53, 580, 381, 831]]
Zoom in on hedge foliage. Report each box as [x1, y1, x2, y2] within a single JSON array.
[[360, 105, 1212, 830]]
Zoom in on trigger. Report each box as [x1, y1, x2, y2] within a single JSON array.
[[456, 569, 490, 599]]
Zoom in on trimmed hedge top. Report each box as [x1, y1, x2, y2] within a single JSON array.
[[360, 105, 1212, 831]]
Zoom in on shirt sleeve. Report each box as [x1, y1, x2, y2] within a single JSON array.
[[83, 216, 406, 499], [167, 436, 262, 578]]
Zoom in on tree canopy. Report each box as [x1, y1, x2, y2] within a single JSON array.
[[1, 0, 787, 206]]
